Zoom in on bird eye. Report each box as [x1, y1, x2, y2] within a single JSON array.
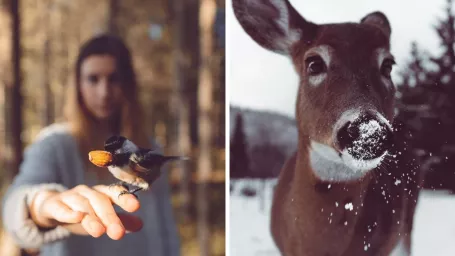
[[305, 56, 326, 75], [381, 58, 395, 78]]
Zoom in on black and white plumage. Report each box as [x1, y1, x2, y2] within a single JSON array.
[[103, 135, 188, 197]]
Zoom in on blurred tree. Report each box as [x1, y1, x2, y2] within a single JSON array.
[[185, 0, 201, 148], [229, 112, 250, 179], [9, 0, 23, 179], [216, 55, 225, 148], [399, 42, 427, 87], [424, 0, 455, 191], [427, 0, 455, 85], [0, 2, 11, 183], [397, 0, 455, 191], [8, 3, 31, 256], [169, 0, 192, 224], [196, 0, 217, 254], [213, 5, 225, 149], [41, 0, 53, 126], [107, 0, 118, 35]]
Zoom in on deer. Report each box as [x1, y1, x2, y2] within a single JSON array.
[[232, 0, 423, 255]]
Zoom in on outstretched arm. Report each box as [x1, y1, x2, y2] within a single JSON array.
[[2, 134, 70, 249]]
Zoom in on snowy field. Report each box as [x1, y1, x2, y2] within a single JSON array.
[[230, 179, 455, 256]]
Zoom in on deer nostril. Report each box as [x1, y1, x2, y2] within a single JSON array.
[[336, 114, 392, 160], [346, 123, 358, 138], [337, 121, 357, 150]]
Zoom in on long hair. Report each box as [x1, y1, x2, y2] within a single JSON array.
[[64, 34, 150, 152]]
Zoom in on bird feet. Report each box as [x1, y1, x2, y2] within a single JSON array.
[[108, 182, 142, 199], [118, 190, 136, 199], [118, 186, 143, 199]]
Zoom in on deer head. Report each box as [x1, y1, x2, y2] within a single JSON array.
[[233, 0, 396, 182]]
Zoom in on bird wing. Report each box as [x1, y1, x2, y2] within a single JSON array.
[[138, 151, 186, 170], [112, 152, 131, 166], [121, 139, 140, 153], [130, 161, 162, 184], [130, 161, 151, 173]]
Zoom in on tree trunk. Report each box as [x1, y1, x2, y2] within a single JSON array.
[[10, 3, 29, 256], [42, 38, 53, 126], [0, 5, 11, 183], [41, 1, 53, 126], [56, 3, 69, 120], [10, 0, 22, 179], [107, 0, 118, 35], [170, 0, 192, 223], [197, 0, 216, 255]]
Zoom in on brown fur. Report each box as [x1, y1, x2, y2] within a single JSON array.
[[270, 122, 421, 255], [232, 0, 422, 255]]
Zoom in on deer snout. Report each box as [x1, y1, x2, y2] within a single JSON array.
[[335, 111, 393, 161]]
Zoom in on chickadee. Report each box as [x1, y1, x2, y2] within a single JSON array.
[[88, 135, 188, 197]]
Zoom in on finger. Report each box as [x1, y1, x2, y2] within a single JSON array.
[[117, 213, 143, 233], [63, 213, 144, 236], [75, 186, 125, 240], [81, 214, 106, 238], [42, 200, 85, 225], [60, 193, 96, 215], [93, 185, 140, 213], [61, 223, 90, 236]]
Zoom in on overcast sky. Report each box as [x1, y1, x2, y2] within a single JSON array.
[[227, 0, 447, 118]]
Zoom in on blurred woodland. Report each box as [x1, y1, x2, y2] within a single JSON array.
[[396, 0, 455, 192], [0, 0, 225, 255], [230, 0, 455, 199]]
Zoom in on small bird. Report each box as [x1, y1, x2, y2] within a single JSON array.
[[88, 135, 188, 198]]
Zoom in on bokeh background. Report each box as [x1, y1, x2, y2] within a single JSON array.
[[0, 0, 225, 255], [229, 0, 455, 255]]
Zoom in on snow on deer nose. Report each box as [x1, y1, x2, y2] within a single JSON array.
[[334, 110, 393, 171]]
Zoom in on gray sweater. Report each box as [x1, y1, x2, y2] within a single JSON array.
[[2, 123, 181, 256]]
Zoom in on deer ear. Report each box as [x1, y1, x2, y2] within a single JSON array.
[[232, 0, 317, 55], [360, 11, 391, 39]]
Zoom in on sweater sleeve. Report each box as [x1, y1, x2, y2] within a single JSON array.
[[151, 141, 181, 256], [2, 134, 71, 249]]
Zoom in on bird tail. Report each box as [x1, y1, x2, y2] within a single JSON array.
[[163, 156, 190, 162]]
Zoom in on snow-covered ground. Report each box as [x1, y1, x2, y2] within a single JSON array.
[[230, 179, 455, 256]]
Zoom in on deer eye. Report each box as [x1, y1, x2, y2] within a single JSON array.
[[305, 56, 326, 75], [381, 58, 395, 78]]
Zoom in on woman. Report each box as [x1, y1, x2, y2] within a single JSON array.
[[2, 34, 181, 256]]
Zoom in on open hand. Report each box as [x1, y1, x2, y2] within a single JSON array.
[[29, 184, 142, 240]]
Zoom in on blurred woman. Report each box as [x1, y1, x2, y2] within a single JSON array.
[[2, 34, 180, 256]]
